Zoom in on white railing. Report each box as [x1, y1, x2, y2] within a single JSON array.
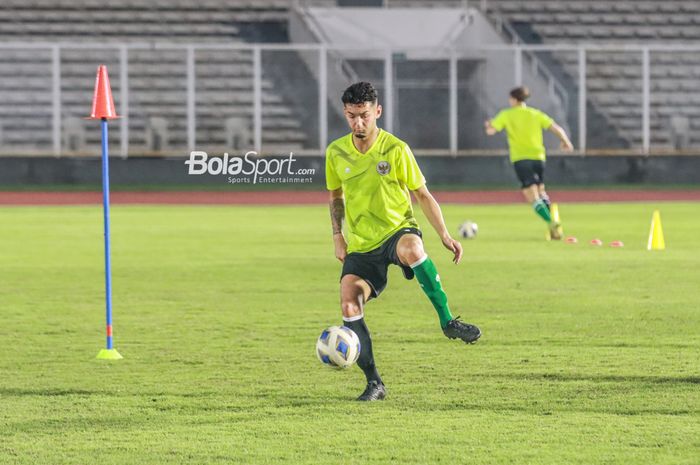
[[1, 41, 700, 156]]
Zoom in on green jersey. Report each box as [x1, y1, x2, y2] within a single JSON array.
[[325, 129, 426, 253], [490, 105, 554, 162]]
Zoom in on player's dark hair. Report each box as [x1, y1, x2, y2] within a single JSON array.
[[510, 86, 530, 102], [342, 81, 378, 105]]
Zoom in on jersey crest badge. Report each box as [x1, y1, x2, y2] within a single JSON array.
[[376, 161, 391, 176]]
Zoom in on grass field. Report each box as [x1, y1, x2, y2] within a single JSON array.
[[1, 202, 699, 464]]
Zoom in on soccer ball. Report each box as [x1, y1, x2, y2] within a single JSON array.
[[458, 220, 478, 239], [316, 326, 361, 369]]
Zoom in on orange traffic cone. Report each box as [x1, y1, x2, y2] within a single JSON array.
[[88, 65, 118, 120]]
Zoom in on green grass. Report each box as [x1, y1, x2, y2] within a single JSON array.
[[1, 202, 699, 464]]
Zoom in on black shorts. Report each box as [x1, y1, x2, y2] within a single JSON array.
[[341, 227, 422, 299], [513, 159, 545, 188]]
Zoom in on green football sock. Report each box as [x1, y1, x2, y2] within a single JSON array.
[[533, 199, 551, 223], [411, 256, 453, 328]]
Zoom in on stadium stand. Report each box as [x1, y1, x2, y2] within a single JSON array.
[[0, 0, 313, 154], [483, 0, 700, 149], [1, 0, 698, 154]]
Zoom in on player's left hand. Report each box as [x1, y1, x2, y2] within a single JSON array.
[[442, 235, 463, 264]]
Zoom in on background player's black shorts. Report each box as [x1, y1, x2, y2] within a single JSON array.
[[341, 227, 422, 299], [513, 159, 545, 188]]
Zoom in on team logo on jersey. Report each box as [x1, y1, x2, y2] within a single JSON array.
[[376, 161, 391, 176]]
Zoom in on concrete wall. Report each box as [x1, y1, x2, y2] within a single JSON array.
[[1, 155, 699, 187]]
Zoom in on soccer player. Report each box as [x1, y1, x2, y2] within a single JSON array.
[[484, 86, 574, 240], [326, 82, 481, 401]]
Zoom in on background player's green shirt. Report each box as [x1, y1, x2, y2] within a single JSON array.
[[490, 105, 554, 162], [326, 129, 426, 253]]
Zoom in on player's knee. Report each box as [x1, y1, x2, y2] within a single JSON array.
[[341, 301, 363, 318], [398, 239, 425, 265]]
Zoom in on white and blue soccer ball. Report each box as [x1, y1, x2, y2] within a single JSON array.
[[316, 326, 361, 369], [458, 220, 478, 239]]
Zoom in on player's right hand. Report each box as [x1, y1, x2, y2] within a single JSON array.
[[333, 234, 348, 263]]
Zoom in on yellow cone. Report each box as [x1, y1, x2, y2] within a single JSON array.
[[545, 203, 561, 241], [647, 210, 665, 250], [551, 203, 560, 223]]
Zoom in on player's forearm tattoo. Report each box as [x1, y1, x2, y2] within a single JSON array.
[[330, 198, 345, 234]]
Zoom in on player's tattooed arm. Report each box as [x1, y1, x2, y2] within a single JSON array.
[[330, 197, 345, 235], [329, 189, 347, 262]]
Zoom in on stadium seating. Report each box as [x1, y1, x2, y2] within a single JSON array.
[[1, 0, 698, 153], [0, 0, 310, 155], [484, 0, 700, 149]]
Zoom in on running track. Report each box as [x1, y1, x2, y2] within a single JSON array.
[[1, 190, 700, 205]]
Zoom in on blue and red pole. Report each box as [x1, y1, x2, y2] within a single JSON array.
[[101, 118, 115, 351], [96, 116, 121, 360], [90, 64, 121, 360]]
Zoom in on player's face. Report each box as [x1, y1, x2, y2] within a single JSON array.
[[344, 101, 382, 139]]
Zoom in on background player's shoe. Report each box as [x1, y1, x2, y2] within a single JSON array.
[[442, 317, 481, 344], [549, 220, 563, 240], [357, 381, 386, 401]]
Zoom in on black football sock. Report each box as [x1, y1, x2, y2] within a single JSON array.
[[343, 316, 382, 385]]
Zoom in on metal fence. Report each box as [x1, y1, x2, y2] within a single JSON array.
[[1, 42, 699, 156]]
